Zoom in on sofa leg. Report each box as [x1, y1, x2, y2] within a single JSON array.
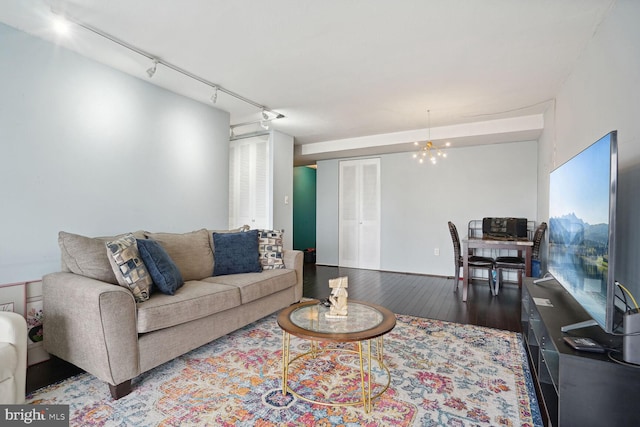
[[109, 380, 132, 399]]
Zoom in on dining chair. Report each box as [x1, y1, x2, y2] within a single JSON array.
[[448, 221, 496, 295], [467, 219, 483, 239], [494, 222, 547, 295]]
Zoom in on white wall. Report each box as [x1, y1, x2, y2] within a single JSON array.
[[537, 0, 640, 295], [316, 140, 538, 275], [0, 23, 230, 283]]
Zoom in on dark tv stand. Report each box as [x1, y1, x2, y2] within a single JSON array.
[[522, 278, 640, 427]]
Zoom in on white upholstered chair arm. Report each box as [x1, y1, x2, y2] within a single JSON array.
[[0, 311, 28, 404]]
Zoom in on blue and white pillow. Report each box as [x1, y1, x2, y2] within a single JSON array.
[[105, 234, 152, 303], [258, 229, 285, 270]]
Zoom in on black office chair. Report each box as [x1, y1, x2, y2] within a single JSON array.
[[448, 221, 496, 295], [494, 222, 547, 295]]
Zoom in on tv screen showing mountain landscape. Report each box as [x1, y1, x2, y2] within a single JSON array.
[[548, 133, 613, 328]]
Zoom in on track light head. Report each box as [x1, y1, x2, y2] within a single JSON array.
[[211, 86, 218, 104], [52, 16, 71, 36], [261, 110, 269, 120], [146, 60, 158, 78]]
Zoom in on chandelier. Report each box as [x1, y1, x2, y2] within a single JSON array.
[[413, 110, 450, 164]]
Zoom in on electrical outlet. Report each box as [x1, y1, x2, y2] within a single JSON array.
[[434, 248, 440, 256]]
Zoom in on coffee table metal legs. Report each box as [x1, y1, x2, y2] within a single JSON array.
[[281, 332, 389, 413], [282, 330, 290, 395]]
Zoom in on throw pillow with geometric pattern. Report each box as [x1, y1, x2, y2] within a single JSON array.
[[257, 229, 285, 270], [106, 233, 152, 302]]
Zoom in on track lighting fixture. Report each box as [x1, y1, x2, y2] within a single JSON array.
[[49, 9, 284, 121], [230, 109, 287, 139], [211, 86, 218, 104], [146, 59, 158, 78]]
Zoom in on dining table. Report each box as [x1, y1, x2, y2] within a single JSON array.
[[461, 237, 534, 302]]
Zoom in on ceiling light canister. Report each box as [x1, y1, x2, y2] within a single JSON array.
[[147, 59, 158, 78]]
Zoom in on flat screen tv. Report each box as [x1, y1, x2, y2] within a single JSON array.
[[547, 131, 618, 333]]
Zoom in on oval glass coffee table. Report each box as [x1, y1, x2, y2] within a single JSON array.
[[277, 300, 396, 412]]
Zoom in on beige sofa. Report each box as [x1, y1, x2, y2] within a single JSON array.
[[43, 228, 303, 399]]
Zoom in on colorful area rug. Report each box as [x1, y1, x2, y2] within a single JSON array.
[[28, 313, 542, 426]]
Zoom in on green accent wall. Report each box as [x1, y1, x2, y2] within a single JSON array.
[[293, 166, 317, 250]]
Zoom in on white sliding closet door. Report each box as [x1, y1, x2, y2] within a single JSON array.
[[339, 158, 380, 269]]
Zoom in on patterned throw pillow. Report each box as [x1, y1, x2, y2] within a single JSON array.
[[258, 229, 285, 270], [106, 233, 152, 303]]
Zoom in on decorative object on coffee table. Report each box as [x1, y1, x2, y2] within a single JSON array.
[[326, 276, 348, 318]]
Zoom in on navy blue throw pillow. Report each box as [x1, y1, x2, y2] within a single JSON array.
[[137, 238, 184, 295], [212, 230, 262, 276]]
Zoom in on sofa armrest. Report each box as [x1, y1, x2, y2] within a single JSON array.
[[283, 250, 304, 302], [43, 272, 139, 386], [0, 312, 27, 404]]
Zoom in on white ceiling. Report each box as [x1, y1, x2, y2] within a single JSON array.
[[0, 0, 615, 164]]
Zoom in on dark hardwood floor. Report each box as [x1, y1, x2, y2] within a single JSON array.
[[304, 264, 522, 332], [27, 263, 522, 394]]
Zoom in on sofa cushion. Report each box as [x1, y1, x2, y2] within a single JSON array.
[[58, 231, 147, 284], [58, 231, 119, 284], [204, 269, 297, 304], [137, 238, 184, 295], [144, 229, 213, 281], [258, 229, 285, 270], [135, 281, 241, 333], [106, 234, 152, 303], [212, 230, 262, 276]]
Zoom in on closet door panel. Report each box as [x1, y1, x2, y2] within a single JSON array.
[[339, 162, 359, 267], [358, 161, 380, 269], [338, 158, 380, 269]]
